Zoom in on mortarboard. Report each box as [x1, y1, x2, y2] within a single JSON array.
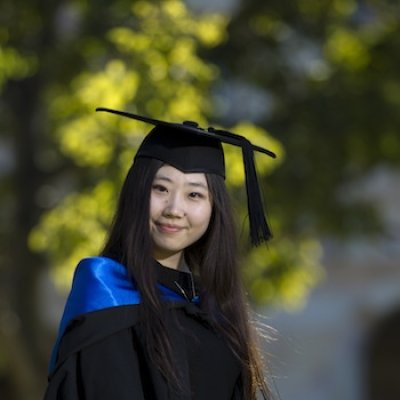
[[96, 107, 276, 245]]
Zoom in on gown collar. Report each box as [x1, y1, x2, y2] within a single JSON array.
[[155, 261, 200, 303]]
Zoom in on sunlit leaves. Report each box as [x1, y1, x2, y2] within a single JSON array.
[[224, 122, 284, 187], [196, 16, 228, 47], [131, 0, 227, 48], [59, 117, 114, 167], [0, 46, 37, 89], [29, 181, 115, 287], [325, 28, 370, 70], [75, 60, 139, 109], [51, 60, 139, 166], [245, 237, 324, 310], [108, 1, 224, 88]]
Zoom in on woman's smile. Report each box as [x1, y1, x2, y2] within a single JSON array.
[[155, 222, 186, 233]]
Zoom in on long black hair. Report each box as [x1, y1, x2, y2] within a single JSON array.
[[102, 157, 273, 399]]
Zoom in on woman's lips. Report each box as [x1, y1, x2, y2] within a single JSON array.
[[155, 223, 185, 233]]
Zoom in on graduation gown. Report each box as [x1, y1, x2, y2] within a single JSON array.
[[44, 256, 242, 400]]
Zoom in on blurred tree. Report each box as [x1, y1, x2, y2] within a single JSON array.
[[201, 0, 400, 308], [0, 2, 65, 399], [210, 0, 400, 239]]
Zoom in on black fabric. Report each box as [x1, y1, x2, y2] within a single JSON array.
[[136, 124, 225, 177], [44, 266, 242, 400]]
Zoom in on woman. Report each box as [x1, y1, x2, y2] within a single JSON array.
[[44, 108, 276, 400]]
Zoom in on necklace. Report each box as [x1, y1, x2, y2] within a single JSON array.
[[174, 270, 199, 303]]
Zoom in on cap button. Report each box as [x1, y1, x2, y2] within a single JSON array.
[[183, 121, 199, 128]]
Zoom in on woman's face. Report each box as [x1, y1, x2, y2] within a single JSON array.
[[150, 164, 212, 269]]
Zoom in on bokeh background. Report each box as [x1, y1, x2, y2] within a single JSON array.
[[1, 0, 400, 399]]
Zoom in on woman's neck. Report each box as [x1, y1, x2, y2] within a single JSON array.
[[155, 252, 188, 271]]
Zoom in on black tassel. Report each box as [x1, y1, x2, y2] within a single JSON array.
[[241, 139, 272, 245]]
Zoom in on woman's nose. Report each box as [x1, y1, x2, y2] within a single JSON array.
[[163, 194, 185, 217]]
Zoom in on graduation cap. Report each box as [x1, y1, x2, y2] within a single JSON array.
[[96, 107, 276, 245]]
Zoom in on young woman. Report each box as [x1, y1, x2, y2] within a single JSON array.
[[44, 108, 276, 400]]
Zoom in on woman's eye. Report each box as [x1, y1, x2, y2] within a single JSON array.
[[189, 192, 204, 199], [152, 184, 167, 193]]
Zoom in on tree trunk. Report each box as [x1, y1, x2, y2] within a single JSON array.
[[1, 75, 49, 400]]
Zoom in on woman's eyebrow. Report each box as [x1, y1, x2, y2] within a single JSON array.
[[153, 175, 173, 183], [186, 181, 208, 189]]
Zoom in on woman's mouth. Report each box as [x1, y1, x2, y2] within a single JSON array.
[[155, 223, 185, 233]]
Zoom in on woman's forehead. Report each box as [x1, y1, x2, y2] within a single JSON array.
[[155, 164, 208, 187]]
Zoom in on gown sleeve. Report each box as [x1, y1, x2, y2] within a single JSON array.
[[84, 328, 146, 399], [43, 306, 148, 400]]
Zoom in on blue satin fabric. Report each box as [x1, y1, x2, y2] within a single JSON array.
[[49, 256, 194, 373]]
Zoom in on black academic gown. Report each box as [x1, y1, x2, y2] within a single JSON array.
[[44, 261, 242, 400]]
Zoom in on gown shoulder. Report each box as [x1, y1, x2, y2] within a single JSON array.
[[44, 305, 150, 400]]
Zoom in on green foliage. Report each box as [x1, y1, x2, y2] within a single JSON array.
[[29, 181, 115, 285], [21, 0, 324, 310], [244, 236, 324, 310], [217, 0, 400, 240], [325, 27, 370, 70], [0, 46, 37, 88]]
